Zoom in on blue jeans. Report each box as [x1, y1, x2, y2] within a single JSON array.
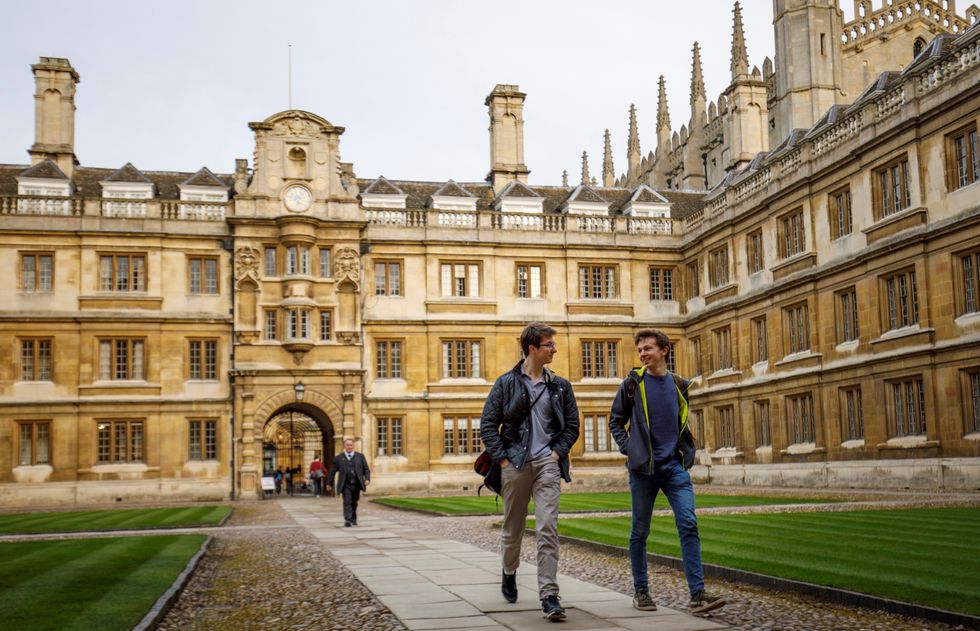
[[628, 460, 703, 596]]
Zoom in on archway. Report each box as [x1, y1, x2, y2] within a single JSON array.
[[261, 403, 335, 495]]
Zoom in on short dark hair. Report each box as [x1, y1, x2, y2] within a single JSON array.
[[634, 328, 671, 358], [520, 322, 557, 355]]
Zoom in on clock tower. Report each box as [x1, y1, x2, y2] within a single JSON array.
[[229, 109, 366, 498]]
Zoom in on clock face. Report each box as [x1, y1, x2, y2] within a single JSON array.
[[283, 185, 312, 212]]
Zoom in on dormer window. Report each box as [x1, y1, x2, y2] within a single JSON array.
[[17, 160, 72, 215], [430, 180, 477, 211], [361, 176, 408, 209], [493, 180, 543, 214], [179, 167, 229, 220], [622, 185, 671, 218], [101, 163, 154, 218], [563, 184, 610, 216]]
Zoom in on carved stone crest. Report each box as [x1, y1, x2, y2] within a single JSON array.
[[235, 246, 261, 286], [273, 118, 321, 138], [334, 247, 360, 289]]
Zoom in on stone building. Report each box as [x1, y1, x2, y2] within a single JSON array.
[[2, 1, 979, 506]]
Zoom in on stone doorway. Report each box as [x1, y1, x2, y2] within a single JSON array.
[[261, 403, 334, 495]]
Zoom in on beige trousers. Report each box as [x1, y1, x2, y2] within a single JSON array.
[[500, 455, 561, 599]]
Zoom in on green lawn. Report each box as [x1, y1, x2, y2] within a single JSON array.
[[0, 506, 230, 535], [551, 508, 980, 616], [373, 492, 837, 515], [0, 535, 206, 631]]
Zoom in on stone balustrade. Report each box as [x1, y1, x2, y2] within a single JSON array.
[[842, 0, 971, 47]]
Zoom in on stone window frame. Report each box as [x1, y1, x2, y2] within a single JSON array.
[[648, 266, 675, 301], [712, 326, 733, 371], [188, 418, 218, 461], [887, 376, 927, 438], [714, 405, 737, 449], [96, 419, 145, 464], [783, 301, 811, 356], [581, 339, 619, 379], [440, 260, 482, 298], [20, 337, 53, 382], [754, 400, 771, 447], [187, 338, 219, 381], [19, 251, 54, 293], [319, 309, 333, 341], [374, 259, 404, 296], [375, 338, 404, 380], [17, 420, 51, 466], [872, 154, 912, 220], [318, 247, 332, 279], [441, 414, 481, 455], [264, 309, 279, 341], [880, 268, 919, 331], [186, 255, 219, 295], [839, 386, 864, 442], [961, 368, 980, 436], [829, 186, 853, 241], [785, 392, 816, 445], [777, 207, 806, 260], [836, 286, 860, 344], [708, 245, 730, 289], [98, 252, 147, 293], [945, 122, 980, 191], [689, 336, 702, 377], [515, 261, 545, 299], [441, 339, 482, 379], [263, 245, 278, 278], [376, 416, 404, 456], [582, 413, 614, 453], [97, 337, 146, 381], [284, 244, 312, 277], [746, 230, 764, 274], [686, 259, 701, 297], [578, 263, 618, 300], [751, 316, 768, 364], [954, 248, 980, 317]]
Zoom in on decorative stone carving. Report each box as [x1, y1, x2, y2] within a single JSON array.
[[334, 247, 360, 289], [273, 119, 322, 138], [335, 331, 360, 344], [235, 246, 261, 286]]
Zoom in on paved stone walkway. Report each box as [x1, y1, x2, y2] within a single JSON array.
[[281, 499, 730, 631]]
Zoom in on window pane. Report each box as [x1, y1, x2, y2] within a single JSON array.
[[320, 249, 331, 278], [131, 422, 144, 461], [390, 262, 401, 296], [204, 259, 217, 293], [375, 262, 387, 295], [205, 421, 217, 459], [189, 259, 202, 293], [189, 421, 202, 460], [391, 418, 402, 455], [19, 424, 33, 465], [132, 341, 144, 380], [22, 255, 36, 291]]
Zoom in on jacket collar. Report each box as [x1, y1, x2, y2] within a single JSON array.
[[511, 359, 554, 383]]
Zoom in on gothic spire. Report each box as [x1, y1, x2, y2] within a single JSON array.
[[731, 1, 749, 79], [627, 104, 641, 177], [656, 76, 671, 132], [580, 151, 590, 185], [690, 41, 706, 106], [602, 129, 615, 187], [562, 169, 568, 187]]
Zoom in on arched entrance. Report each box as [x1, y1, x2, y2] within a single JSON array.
[[261, 403, 335, 494]]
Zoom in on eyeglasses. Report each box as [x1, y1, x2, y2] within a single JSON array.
[[538, 342, 557, 350]]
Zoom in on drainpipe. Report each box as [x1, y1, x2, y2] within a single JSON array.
[[222, 236, 237, 501]]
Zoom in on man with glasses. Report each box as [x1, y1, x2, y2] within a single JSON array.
[[480, 322, 580, 621]]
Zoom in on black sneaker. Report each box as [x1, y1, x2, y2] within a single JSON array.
[[344, 521, 352, 527], [541, 594, 566, 621], [632, 587, 657, 611], [501, 570, 517, 603], [689, 589, 727, 614]]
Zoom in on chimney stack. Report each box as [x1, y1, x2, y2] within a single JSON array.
[[30, 57, 80, 178], [486, 84, 530, 194]]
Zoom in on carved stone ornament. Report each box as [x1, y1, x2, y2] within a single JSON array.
[[334, 247, 360, 288], [273, 118, 322, 138], [235, 246, 261, 285]]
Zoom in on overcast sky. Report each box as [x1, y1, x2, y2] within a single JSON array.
[[0, 1, 861, 185]]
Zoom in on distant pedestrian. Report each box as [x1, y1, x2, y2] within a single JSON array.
[[309, 456, 325, 497], [479, 322, 580, 622], [274, 467, 283, 496], [609, 328, 727, 614], [284, 467, 294, 496], [325, 438, 370, 526]]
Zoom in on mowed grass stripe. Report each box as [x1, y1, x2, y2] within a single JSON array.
[[0, 535, 206, 631], [374, 492, 839, 515], [552, 508, 980, 615], [0, 506, 230, 534]]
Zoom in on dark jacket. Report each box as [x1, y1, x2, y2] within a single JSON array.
[[479, 361, 580, 482], [326, 451, 370, 491], [609, 368, 696, 473]]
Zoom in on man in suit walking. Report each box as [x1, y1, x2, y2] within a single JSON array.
[[325, 438, 370, 526]]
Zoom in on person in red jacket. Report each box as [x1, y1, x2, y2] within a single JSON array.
[[308, 456, 325, 497]]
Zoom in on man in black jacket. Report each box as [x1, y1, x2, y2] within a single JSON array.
[[480, 322, 580, 622], [325, 438, 370, 527], [609, 329, 726, 615]]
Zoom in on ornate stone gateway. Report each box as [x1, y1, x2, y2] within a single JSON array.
[[261, 404, 335, 489]]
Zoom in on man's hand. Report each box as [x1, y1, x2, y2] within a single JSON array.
[[550, 451, 560, 461], [500, 458, 510, 469], [325, 485, 332, 493], [364, 480, 370, 486]]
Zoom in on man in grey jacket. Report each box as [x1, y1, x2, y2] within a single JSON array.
[[480, 322, 580, 621]]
